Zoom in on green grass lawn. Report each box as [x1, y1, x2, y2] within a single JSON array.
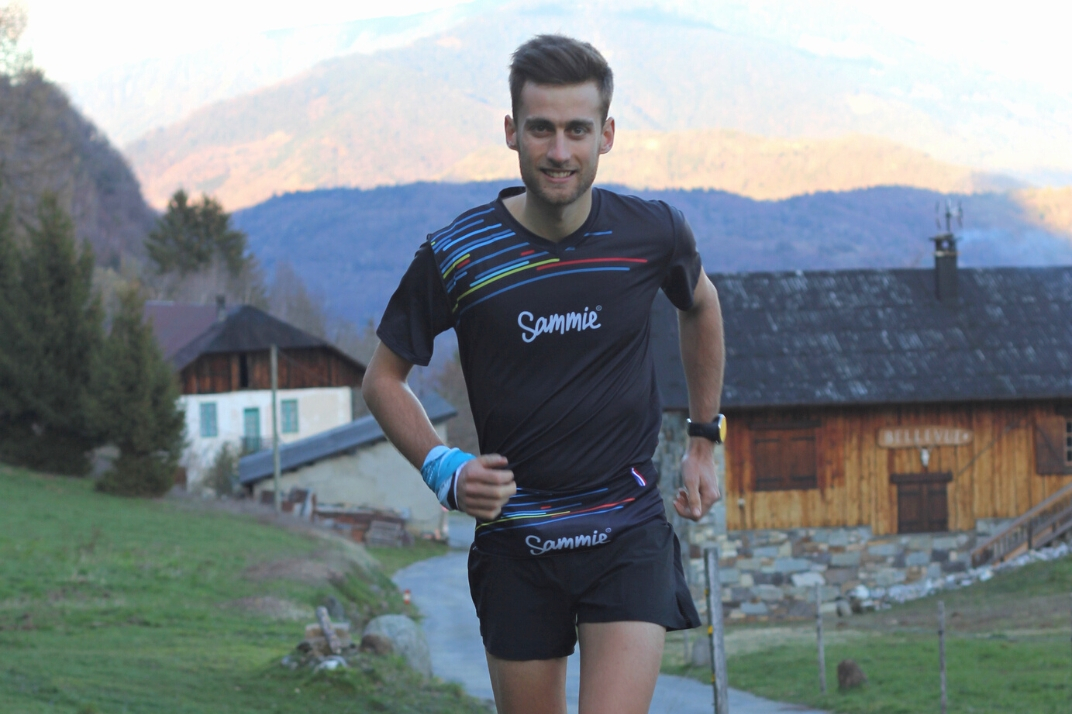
[[367, 539, 450, 577], [664, 555, 1072, 713], [0, 465, 485, 713]]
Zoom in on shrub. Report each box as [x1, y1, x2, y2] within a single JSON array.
[[203, 442, 239, 497]]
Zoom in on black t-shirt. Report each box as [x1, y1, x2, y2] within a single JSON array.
[[377, 186, 702, 492]]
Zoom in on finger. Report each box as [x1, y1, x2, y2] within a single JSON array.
[[466, 469, 515, 486], [687, 481, 702, 519], [477, 453, 509, 468], [672, 488, 692, 519], [461, 480, 516, 504]]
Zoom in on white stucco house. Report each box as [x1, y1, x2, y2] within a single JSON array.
[[145, 299, 366, 488]]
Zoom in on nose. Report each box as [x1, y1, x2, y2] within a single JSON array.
[[547, 130, 570, 163]]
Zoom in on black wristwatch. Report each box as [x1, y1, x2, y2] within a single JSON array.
[[687, 415, 726, 444]]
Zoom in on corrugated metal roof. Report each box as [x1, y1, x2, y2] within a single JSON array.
[[238, 392, 457, 485], [654, 265, 1072, 410]]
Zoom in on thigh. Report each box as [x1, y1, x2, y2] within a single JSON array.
[[486, 651, 568, 714], [469, 546, 577, 660], [573, 518, 700, 631], [577, 621, 665, 714]]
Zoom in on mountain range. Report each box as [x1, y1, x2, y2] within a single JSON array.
[[123, 1, 1072, 211], [233, 181, 1072, 331]]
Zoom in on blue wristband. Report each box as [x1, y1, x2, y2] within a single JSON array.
[[421, 446, 475, 509]]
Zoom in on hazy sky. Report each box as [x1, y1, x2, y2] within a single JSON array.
[[20, 0, 472, 80], [19, 0, 1072, 96]]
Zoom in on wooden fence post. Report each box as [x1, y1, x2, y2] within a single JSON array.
[[816, 584, 827, 694], [938, 600, 947, 714], [704, 546, 729, 714]]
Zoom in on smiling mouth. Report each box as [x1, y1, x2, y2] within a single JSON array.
[[541, 168, 575, 179]]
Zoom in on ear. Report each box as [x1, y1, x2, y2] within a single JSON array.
[[599, 117, 615, 155], [504, 115, 519, 151]]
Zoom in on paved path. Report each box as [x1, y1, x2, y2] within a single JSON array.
[[393, 516, 826, 714]]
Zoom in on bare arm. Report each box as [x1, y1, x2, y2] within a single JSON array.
[[673, 273, 726, 520], [362, 341, 516, 519], [362, 342, 445, 469]]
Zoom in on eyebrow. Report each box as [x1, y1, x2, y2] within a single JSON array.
[[523, 117, 596, 131]]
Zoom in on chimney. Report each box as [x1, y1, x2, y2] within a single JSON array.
[[215, 295, 227, 322], [931, 234, 957, 302]]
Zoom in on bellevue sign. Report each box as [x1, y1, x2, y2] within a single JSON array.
[[877, 426, 973, 448]]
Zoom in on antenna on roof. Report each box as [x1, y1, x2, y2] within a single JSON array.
[[930, 199, 963, 302], [935, 200, 963, 233]]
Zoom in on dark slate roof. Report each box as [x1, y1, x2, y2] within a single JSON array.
[[654, 266, 1072, 410], [238, 392, 457, 485], [167, 304, 364, 373], [143, 302, 219, 360]]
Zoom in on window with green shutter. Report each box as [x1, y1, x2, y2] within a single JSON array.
[[281, 399, 299, 434], [199, 403, 218, 438]]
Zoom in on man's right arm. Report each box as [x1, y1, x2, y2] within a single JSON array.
[[362, 342, 516, 520]]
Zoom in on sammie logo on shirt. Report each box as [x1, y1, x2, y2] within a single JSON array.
[[525, 529, 610, 555], [517, 306, 601, 343]]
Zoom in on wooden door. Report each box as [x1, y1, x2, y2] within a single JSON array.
[[891, 472, 953, 533]]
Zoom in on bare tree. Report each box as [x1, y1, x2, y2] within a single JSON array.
[[0, 2, 32, 77], [267, 261, 328, 338], [147, 255, 268, 309]]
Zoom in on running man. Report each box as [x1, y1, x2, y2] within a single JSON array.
[[363, 34, 725, 714]]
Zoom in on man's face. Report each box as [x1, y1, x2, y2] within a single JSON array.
[[505, 81, 614, 208]]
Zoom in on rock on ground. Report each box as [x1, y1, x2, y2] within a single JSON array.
[[837, 659, 867, 690], [363, 614, 432, 677]]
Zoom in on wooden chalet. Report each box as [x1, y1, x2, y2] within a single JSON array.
[[146, 301, 365, 395], [654, 243, 1072, 543], [145, 300, 366, 488]]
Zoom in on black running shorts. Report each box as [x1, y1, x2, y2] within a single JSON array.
[[467, 516, 702, 661]]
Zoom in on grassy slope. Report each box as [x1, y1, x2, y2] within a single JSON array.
[[0, 465, 483, 714], [664, 555, 1072, 713]]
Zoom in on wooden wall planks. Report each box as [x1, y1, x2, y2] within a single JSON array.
[[180, 347, 363, 394], [724, 402, 1072, 535]]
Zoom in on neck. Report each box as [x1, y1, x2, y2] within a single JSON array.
[[503, 189, 593, 243]]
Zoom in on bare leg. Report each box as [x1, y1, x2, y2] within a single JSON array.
[[577, 621, 665, 714], [486, 651, 569, 714]]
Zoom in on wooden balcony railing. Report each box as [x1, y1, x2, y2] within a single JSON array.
[[971, 481, 1072, 567]]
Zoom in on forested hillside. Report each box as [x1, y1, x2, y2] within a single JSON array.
[[0, 72, 155, 265], [233, 181, 1072, 329]]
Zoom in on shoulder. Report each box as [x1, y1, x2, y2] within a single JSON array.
[[596, 188, 681, 231], [428, 199, 501, 245], [424, 197, 504, 268]]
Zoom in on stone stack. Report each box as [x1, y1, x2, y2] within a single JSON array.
[[684, 527, 978, 621]]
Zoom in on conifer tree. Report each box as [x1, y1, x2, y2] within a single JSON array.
[[93, 284, 185, 497], [0, 199, 29, 437], [11, 193, 103, 474], [146, 189, 249, 277]]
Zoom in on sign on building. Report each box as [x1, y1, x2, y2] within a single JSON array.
[[877, 426, 973, 448]]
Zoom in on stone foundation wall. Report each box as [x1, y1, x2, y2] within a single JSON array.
[[684, 527, 979, 620], [653, 412, 985, 621]]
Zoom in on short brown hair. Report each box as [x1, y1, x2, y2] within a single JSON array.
[[509, 34, 614, 122]]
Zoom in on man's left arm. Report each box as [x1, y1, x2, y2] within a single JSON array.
[[674, 272, 725, 521]]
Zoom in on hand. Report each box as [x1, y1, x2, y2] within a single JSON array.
[[456, 454, 516, 521], [673, 441, 722, 521]]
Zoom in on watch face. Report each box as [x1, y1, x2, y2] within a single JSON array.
[[718, 415, 727, 443]]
